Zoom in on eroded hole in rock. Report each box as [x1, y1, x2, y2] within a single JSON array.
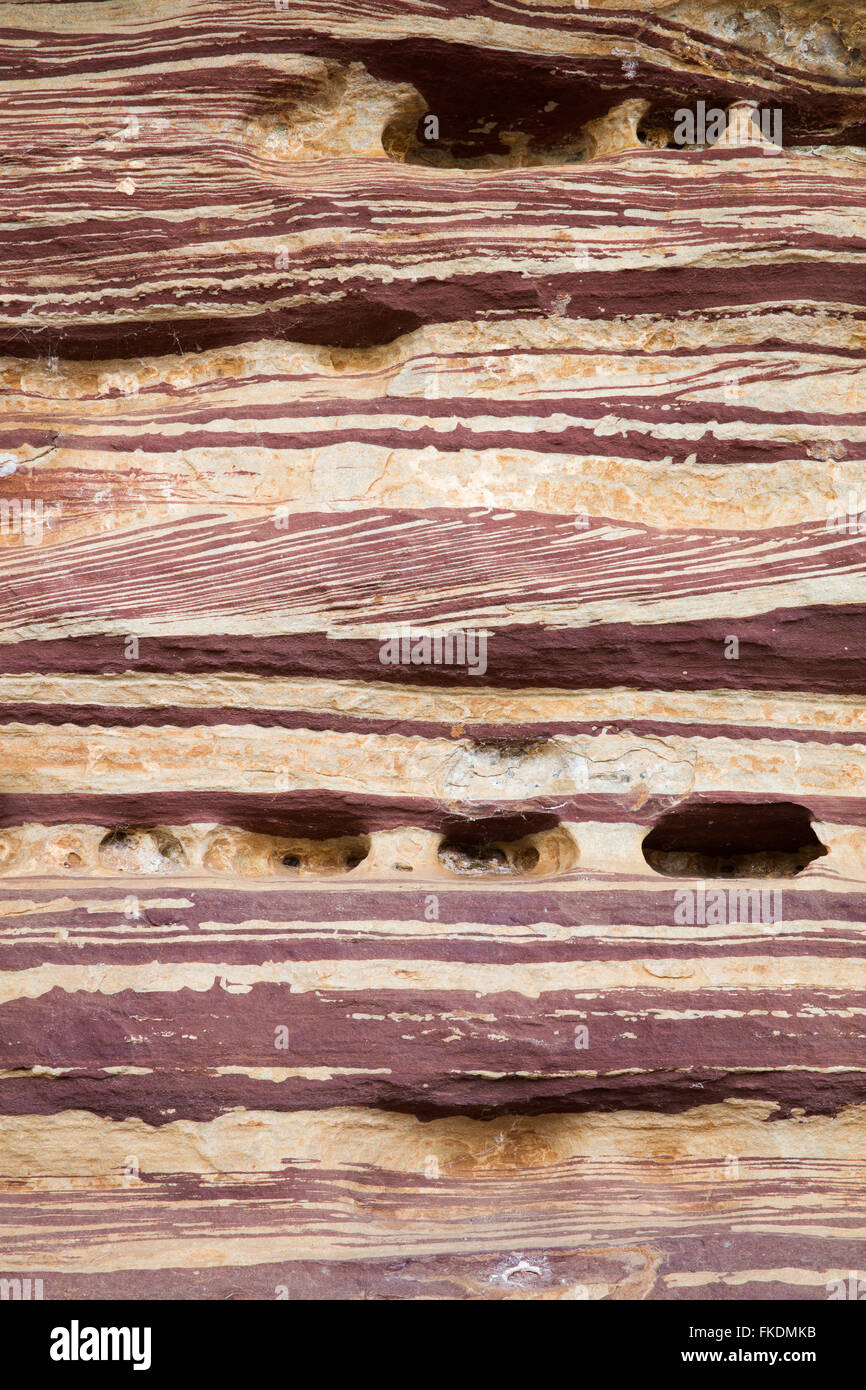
[[45, 831, 92, 874], [360, 38, 864, 156], [642, 802, 828, 878], [271, 833, 371, 877], [374, 49, 697, 166], [249, 50, 676, 173], [198, 826, 370, 877], [437, 813, 576, 878], [98, 827, 187, 874], [384, 84, 667, 168], [439, 842, 515, 875]]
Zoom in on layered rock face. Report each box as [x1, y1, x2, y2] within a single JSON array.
[[1, 0, 865, 1300]]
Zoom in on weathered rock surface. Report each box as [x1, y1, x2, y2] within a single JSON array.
[[1, 0, 865, 1301]]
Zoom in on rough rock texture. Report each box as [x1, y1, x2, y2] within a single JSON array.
[[1, 0, 866, 1301]]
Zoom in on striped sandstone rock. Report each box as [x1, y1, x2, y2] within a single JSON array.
[[1, 0, 865, 1300]]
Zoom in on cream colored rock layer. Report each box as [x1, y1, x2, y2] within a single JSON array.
[[2, 316, 865, 534], [3, 1099, 865, 1179], [0, 820, 861, 884], [0, 674, 862, 733], [5, 952, 866, 1004], [0, 723, 863, 804], [1, 1105, 865, 1283]]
